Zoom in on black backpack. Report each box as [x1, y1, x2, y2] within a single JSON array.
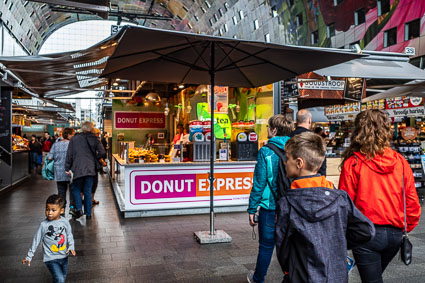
[[264, 143, 291, 202]]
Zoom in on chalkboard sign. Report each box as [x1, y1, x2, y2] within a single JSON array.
[[282, 79, 299, 98], [0, 89, 12, 165], [344, 78, 364, 101]]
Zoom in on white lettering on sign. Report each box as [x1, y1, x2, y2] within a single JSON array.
[[117, 118, 138, 124], [198, 177, 252, 191], [140, 179, 194, 194], [298, 80, 345, 90], [138, 117, 164, 124]]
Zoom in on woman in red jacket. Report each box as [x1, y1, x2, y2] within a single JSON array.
[[339, 109, 421, 283]]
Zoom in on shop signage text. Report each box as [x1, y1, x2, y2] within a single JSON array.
[[114, 111, 166, 129], [298, 80, 345, 90], [385, 106, 424, 117]]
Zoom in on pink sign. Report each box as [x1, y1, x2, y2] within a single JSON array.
[[114, 111, 165, 129], [134, 173, 197, 199]]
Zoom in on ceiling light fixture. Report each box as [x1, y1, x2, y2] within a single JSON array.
[[178, 84, 185, 89]]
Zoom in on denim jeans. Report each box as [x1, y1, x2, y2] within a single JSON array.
[[253, 208, 276, 283], [30, 152, 39, 170], [72, 176, 94, 216], [57, 181, 73, 209], [352, 225, 403, 283], [45, 257, 68, 283]]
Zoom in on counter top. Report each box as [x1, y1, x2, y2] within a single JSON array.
[[113, 154, 257, 167]]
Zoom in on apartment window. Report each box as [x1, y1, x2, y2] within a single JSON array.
[[176, 15, 182, 21], [296, 13, 303, 27], [224, 2, 230, 11], [265, 33, 271, 42], [354, 8, 365, 25], [405, 18, 420, 41], [214, 14, 219, 21], [8, 2, 13, 10], [384, 27, 397, 47], [201, 7, 206, 13], [205, 1, 211, 8], [254, 19, 259, 30], [333, 0, 344, 6], [209, 18, 214, 26], [183, 6, 189, 12], [377, 0, 390, 16], [272, 8, 278, 18], [232, 16, 238, 25], [219, 8, 224, 16], [233, 35, 237, 39], [187, 23, 192, 29], [194, 15, 199, 21], [219, 28, 223, 36], [326, 23, 335, 38], [224, 24, 228, 32], [239, 10, 244, 20], [311, 30, 319, 44]]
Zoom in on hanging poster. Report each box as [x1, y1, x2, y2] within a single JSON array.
[[344, 78, 365, 101], [208, 86, 228, 114]]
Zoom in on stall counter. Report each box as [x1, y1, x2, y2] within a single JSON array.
[[112, 154, 257, 218]]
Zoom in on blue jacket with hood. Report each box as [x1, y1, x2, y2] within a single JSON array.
[[247, 135, 290, 214]]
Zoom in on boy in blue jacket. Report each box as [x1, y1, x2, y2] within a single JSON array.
[[247, 114, 293, 283], [276, 132, 375, 283]]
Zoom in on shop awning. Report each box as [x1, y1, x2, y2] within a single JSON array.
[[101, 26, 364, 87], [0, 28, 124, 99], [313, 51, 425, 80], [363, 80, 425, 102]]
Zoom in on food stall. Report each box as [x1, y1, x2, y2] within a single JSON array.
[[111, 84, 275, 217]]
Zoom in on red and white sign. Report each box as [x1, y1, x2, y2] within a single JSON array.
[[114, 111, 166, 129]]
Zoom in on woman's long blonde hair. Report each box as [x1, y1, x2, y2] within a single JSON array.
[[341, 109, 393, 166]]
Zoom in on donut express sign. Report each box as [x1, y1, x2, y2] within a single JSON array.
[[124, 164, 255, 210]]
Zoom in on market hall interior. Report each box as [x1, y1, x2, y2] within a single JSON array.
[[0, 173, 424, 283]]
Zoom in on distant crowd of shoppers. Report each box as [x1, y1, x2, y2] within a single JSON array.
[[248, 109, 421, 283]]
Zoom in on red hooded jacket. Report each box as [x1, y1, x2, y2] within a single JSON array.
[[339, 148, 421, 232]]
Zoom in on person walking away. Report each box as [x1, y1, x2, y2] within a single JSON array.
[[247, 114, 293, 283], [339, 109, 421, 283], [42, 132, 53, 165], [91, 128, 106, 205], [22, 194, 76, 283], [275, 132, 375, 283], [48, 128, 76, 215], [29, 135, 42, 174], [289, 109, 326, 176], [65, 122, 106, 220]]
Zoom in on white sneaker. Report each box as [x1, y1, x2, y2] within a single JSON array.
[[247, 270, 255, 283]]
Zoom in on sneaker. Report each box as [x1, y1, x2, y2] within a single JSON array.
[[72, 210, 84, 219], [69, 207, 76, 216], [247, 270, 255, 283]]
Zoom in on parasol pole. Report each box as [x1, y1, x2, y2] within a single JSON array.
[[209, 42, 215, 236], [194, 41, 231, 244]]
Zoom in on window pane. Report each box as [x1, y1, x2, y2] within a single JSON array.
[[384, 27, 397, 47], [405, 18, 420, 41]]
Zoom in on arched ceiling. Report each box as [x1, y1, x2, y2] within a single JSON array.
[[0, 0, 239, 55]]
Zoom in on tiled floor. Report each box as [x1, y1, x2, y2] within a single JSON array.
[[0, 173, 424, 282]]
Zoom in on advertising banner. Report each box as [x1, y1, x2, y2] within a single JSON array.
[[385, 106, 424, 117], [114, 111, 166, 129], [385, 97, 423, 109], [325, 102, 360, 121], [125, 164, 255, 210]]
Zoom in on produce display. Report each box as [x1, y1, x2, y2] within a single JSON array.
[[12, 134, 29, 151]]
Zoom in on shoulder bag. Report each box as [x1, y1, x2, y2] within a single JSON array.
[[401, 167, 413, 265], [84, 135, 106, 172]]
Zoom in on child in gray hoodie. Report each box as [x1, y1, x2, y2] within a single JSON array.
[[22, 194, 76, 283]]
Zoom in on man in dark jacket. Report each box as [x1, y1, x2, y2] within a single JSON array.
[[276, 132, 375, 283], [65, 121, 106, 219], [289, 109, 326, 176]]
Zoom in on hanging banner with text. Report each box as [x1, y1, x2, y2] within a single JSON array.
[[125, 164, 255, 210], [297, 79, 346, 99], [114, 111, 166, 129]]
